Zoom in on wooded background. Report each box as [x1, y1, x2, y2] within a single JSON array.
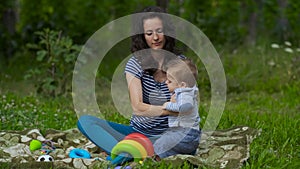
[[0, 4, 299, 168], [1, 0, 299, 61]]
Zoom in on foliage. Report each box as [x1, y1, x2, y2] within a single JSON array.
[[180, 0, 300, 46], [1, 44, 300, 168], [18, 0, 155, 44], [24, 28, 81, 97], [1, 0, 299, 62], [1, 0, 300, 168], [182, 39, 300, 96]]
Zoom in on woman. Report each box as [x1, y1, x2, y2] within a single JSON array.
[[126, 6, 182, 136], [77, 6, 183, 157]]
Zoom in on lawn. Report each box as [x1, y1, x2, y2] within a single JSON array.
[[0, 43, 299, 168]]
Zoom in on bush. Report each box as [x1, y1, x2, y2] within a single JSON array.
[[24, 28, 82, 97]]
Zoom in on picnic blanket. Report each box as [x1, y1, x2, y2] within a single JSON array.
[[0, 126, 261, 169]]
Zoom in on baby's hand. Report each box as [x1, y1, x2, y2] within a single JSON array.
[[170, 94, 176, 102]]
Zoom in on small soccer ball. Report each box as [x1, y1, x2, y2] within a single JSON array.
[[37, 155, 54, 162]]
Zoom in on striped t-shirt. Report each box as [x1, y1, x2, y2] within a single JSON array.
[[125, 56, 171, 136]]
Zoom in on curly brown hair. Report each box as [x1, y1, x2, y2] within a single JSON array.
[[131, 6, 181, 75]]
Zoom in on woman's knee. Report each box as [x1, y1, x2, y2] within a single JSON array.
[[78, 115, 106, 124], [77, 115, 105, 132], [78, 115, 96, 121]]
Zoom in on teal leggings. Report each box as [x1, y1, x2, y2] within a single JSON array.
[[77, 115, 137, 154]]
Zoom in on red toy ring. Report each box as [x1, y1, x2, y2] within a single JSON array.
[[124, 132, 154, 156]]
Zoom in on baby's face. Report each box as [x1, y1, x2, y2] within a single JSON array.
[[165, 72, 181, 93]]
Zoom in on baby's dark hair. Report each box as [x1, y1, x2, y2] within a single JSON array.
[[165, 58, 198, 87]]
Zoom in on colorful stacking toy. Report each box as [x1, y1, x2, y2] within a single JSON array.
[[123, 133, 154, 157], [109, 132, 154, 165]]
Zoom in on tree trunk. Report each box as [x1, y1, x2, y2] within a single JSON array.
[[1, 0, 19, 60], [244, 0, 263, 46], [156, 0, 169, 11], [3, 8, 17, 35], [277, 0, 290, 41], [246, 12, 257, 45]]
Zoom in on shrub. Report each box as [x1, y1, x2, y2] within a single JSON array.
[[24, 28, 81, 97]]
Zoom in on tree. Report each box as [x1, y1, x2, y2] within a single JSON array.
[[276, 0, 290, 41], [156, 0, 169, 11], [0, 0, 18, 60]]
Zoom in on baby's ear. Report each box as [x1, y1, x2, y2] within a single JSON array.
[[180, 82, 187, 88]]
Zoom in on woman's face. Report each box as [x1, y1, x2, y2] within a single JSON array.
[[143, 17, 166, 49]]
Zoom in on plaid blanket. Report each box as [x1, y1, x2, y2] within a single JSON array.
[[0, 126, 261, 169]]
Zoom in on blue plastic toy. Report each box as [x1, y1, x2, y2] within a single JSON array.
[[69, 148, 91, 159]]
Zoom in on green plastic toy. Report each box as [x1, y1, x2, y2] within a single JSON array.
[[29, 139, 42, 151]]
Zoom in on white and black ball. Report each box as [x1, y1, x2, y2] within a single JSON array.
[[37, 155, 54, 162]]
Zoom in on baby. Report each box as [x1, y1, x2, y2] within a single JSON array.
[[153, 58, 201, 159]]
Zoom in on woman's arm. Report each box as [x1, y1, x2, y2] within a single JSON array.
[[126, 73, 174, 117]]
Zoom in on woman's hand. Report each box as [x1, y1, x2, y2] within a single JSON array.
[[163, 109, 178, 116], [162, 102, 168, 109]]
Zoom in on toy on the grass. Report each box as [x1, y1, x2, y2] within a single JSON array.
[[120, 139, 147, 158], [29, 139, 42, 151], [37, 154, 54, 162], [41, 140, 56, 154], [111, 139, 147, 162], [124, 133, 154, 156], [69, 148, 91, 159], [110, 132, 154, 163]]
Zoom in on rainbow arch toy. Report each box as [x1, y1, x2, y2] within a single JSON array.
[[109, 132, 154, 165]]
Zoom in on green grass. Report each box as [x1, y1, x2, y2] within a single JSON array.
[[0, 43, 300, 168], [0, 93, 76, 131], [218, 88, 300, 168]]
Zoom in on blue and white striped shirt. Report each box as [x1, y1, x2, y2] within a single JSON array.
[[125, 56, 171, 136]]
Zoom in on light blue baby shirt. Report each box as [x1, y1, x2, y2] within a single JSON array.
[[165, 85, 200, 130]]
